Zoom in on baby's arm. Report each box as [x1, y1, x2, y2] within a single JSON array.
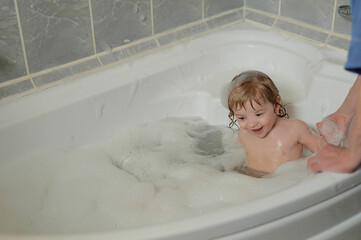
[[296, 120, 326, 152]]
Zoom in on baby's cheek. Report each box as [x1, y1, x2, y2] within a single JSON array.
[[238, 122, 246, 129], [258, 117, 268, 126]]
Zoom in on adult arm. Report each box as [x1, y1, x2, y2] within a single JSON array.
[[308, 75, 361, 173], [316, 75, 361, 142], [307, 0, 361, 173]]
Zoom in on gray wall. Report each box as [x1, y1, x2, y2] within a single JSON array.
[[0, 0, 352, 101]]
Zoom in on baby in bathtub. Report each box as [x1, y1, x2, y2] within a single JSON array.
[[222, 70, 325, 177]]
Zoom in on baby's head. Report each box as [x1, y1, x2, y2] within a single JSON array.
[[226, 70, 288, 127]]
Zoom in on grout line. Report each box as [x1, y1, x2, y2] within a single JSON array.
[[331, 31, 351, 40], [15, 5, 243, 82], [203, 18, 245, 33], [245, 19, 274, 30], [326, 43, 349, 53], [325, 33, 332, 45], [271, 17, 278, 28], [245, 7, 350, 39], [276, 27, 327, 47], [22, 7, 348, 84], [0, 76, 29, 88], [243, 5, 245, 21], [151, 0, 154, 35], [3, 12, 245, 91], [23, 54, 101, 80], [1, 4, 352, 103], [279, 0, 282, 16], [331, 0, 337, 32], [202, 0, 204, 19], [13, 7, 351, 79], [88, 0, 97, 55], [154, 38, 160, 47], [95, 55, 103, 66], [13, 0, 35, 88]]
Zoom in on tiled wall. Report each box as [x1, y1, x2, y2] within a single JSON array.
[[0, 0, 351, 102]]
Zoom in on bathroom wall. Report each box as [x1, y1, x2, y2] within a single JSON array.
[[0, 0, 352, 102]]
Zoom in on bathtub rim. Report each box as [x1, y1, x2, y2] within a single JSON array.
[[0, 168, 360, 240]]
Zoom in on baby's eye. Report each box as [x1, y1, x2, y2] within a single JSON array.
[[256, 113, 263, 117], [238, 116, 245, 120]]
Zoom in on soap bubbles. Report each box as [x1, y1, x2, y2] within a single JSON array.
[[318, 118, 346, 146], [0, 117, 311, 234]]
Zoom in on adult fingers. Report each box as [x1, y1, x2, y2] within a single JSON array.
[[316, 122, 323, 136], [307, 154, 323, 173]]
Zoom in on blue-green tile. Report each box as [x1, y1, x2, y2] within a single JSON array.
[[281, 0, 334, 31], [33, 68, 72, 87], [275, 20, 329, 42], [153, 0, 202, 34], [246, 0, 279, 15], [206, 11, 243, 29], [245, 11, 276, 26], [327, 35, 350, 50], [0, 0, 27, 82], [205, 0, 244, 17], [18, 0, 94, 73], [92, 0, 152, 52], [157, 23, 208, 46], [334, 0, 352, 35], [0, 79, 33, 99]]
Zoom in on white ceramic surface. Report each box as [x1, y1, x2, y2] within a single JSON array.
[[0, 22, 360, 239]]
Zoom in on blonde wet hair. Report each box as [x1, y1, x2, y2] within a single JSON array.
[[227, 70, 288, 128]]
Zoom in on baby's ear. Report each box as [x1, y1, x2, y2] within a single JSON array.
[[274, 96, 281, 112], [276, 95, 281, 104]]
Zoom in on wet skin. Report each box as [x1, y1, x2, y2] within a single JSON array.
[[235, 100, 324, 173]]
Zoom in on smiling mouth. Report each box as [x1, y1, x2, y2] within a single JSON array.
[[251, 127, 263, 134]]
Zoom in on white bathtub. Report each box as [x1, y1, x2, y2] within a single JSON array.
[[1, 22, 361, 239]]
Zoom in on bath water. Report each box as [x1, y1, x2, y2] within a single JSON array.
[[0, 117, 311, 234]]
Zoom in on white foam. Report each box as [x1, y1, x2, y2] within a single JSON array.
[[318, 118, 346, 146], [0, 117, 311, 234]]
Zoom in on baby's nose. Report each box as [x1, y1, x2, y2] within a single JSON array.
[[247, 120, 258, 128]]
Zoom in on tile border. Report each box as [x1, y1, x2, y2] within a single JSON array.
[[0, 6, 351, 103]]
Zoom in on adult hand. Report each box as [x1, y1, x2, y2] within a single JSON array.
[[316, 112, 353, 146], [307, 144, 357, 173]]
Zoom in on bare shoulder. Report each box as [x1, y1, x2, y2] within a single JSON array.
[[280, 118, 309, 131], [281, 119, 318, 146]]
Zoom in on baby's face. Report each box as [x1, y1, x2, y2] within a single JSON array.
[[234, 100, 278, 138]]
